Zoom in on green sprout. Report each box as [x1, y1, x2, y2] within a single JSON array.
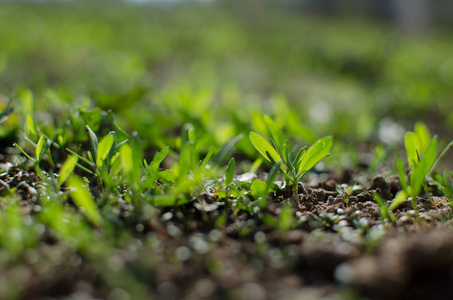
[[395, 122, 453, 215], [433, 172, 453, 204], [66, 125, 128, 184], [336, 183, 358, 206], [249, 120, 333, 198], [14, 135, 51, 168], [373, 192, 403, 223]]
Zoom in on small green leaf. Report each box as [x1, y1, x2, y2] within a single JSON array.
[[13, 143, 35, 162], [35, 136, 49, 163], [225, 158, 235, 186], [389, 190, 407, 211], [414, 122, 431, 151], [250, 179, 268, 199], [153, 146, 170, 166], [297, 136, 333, 177], [410, 137, 437, 197], [106, 131, 117, 163], [373, 193, 389, 221], [249, 132, 281, 163], [264, 115, 284, 154], [178, 142, 196, 178], [405, 132, 419, 167], [293, 147, 307, 166], [120, 144, 133, 174], [66, 175, 102, 225], [58, 155, 78, 186], [181, 124, 194, 148], [200, 147, 215, 169], [158, 170, 177, 184], [86, 125, 98, 163], [188, 127, 196, 143], [26, 115, 37, 140], [282, 139, 292, 169], [96, 133, 115, 167]]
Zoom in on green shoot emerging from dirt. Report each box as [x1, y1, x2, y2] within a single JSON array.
[[398, 122, 453, 214], [434, 172, 453, 203], [249, 130, 333, 198]]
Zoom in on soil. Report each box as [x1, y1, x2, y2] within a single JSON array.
[[2, 165, 453, 300]]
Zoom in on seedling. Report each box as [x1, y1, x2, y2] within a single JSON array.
[[249, 121, 333, 197], [433, 172, 453, 204], [336, 183, 358, 206], [14, 135, 51, 168], [66, 126, 128, 182], [396, 122, 453, 214], [66, 175, 103, 226], [373, 192, 406, 223]]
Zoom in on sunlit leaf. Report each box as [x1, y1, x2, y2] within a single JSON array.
[[86, 125, 98, 163], [96, 133, 115, 167], [414, 122, 431, 152], [404, 132, 419, 167], [35, 136, 49, 163], [249, 132, 281, 163], [225, 158, 235, 186], [410, 137, 437, 197], [297, 136, 333, 177], [66, 175, 102, 225], [58, 155, 78, 186]]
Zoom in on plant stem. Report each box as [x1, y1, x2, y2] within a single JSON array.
[[423, 183, 438, 212], [411, 197, 420, 219]]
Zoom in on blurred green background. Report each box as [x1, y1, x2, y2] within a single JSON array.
[[1, 0, 452, 168]]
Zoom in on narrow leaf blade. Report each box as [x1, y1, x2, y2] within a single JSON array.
[[86, 125, 98, 163], [58, 155, 78, 186], [225, 158, 235, 186], [66, 175, 102, 225], [96, 133, 115, 167], [405, 132, 419, 167]]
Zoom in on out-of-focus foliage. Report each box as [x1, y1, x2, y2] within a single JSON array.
[[1, 2, 453, 147]]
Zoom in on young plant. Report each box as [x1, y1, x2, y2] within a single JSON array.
[[397, 122, 453, 214], [336, 183, 358, 206], [66, 125, 128, 188], [433, 172, 453, 203], [373, 192, 407, 223], [14, 135, 51, 168], [249, 124, 333, 197], [149, 124, 217, 206]]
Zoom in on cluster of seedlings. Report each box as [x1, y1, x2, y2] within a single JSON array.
[[0, 90, 453, 299]]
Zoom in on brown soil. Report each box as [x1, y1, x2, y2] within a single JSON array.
[[2, 166, 453, 300]]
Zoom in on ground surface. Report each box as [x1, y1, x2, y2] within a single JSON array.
[[1, 2, 453, 300], [2, 163, 453, 300]]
